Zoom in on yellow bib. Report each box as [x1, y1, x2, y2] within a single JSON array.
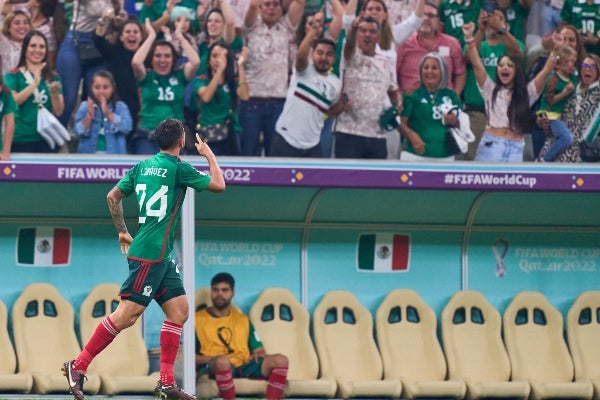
[[195, 308, 251, 367]]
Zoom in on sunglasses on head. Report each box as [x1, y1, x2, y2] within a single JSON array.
[[497, 60, 515, 68], [581, 62, 598, 70]]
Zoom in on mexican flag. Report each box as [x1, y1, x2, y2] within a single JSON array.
[[17, 227, 71, 266], [357, 233, 410, 272]]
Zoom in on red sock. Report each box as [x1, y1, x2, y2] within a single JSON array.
[[215, 369, 235, 400], [159, 320, 182, 385], [266, 367, 288, 400], [73, 316, 119, 372]]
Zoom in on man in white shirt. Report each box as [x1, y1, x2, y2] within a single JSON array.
[[271, 22, 342, 157]]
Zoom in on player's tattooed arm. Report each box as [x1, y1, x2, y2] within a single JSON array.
[[107, 186, 128, 233], [107, 186, 133, 255]]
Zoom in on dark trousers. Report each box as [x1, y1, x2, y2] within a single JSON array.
[[334, 131, 387, 159], [269, 132, 322, 158], [238, 98, 285, 156], [12, 140, 57, 153]]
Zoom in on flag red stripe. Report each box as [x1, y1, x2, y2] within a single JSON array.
[[392, 235, 409, 271], [133, 262, 151, 293], [52, 228, 70, 264]]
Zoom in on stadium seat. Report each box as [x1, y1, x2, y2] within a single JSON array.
[[194, 287, 267, 398], [441, 290, 530, 400], [79, 283, 159, 395], [376, 289, 466, 399], [249, 287, 337, 398], [503, 291, 593, 400], [312, 290, 402, 399], [11, 283, 101, 395], [568, 291, 600, 400], [195, 286, 212, 311], [0, 299, 33, 393]]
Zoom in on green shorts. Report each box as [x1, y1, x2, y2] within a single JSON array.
[[119, 258, 186, 307], [199, 358, 265, 379]]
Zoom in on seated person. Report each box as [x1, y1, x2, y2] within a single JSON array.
[[195, 273, 289, 400]]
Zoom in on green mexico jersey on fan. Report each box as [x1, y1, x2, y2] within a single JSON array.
[[4, 70, 62, 143], [402, 86, 461, 158], [439, 0, 483, 46], [138, 69, 188, 130], [504, 1, 530, 43], [561, 0, 600, 36], [0, 88, 16, 151], [117, 152, 211, 262]]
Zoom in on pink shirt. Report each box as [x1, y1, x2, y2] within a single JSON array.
[[396, 31, 466, 92]]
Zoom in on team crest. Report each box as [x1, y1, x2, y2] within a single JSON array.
[[143, 286, 153, 297]]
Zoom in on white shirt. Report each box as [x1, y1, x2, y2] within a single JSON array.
[[276, 64, 342, 149]]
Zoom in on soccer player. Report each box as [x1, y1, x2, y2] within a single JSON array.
[[62, 118, 225, 400]]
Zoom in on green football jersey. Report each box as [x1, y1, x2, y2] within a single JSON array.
[[117, 152, 211, 262], [402, 86, 462, 158], [4, 71, 63, 143], [561, 0, 600, 36], [140, 0, 201, 32], [504, 1, 530, 43], [0, 88, 17, 151], [439, 0, 483, 46], [138, 69, 189, 130]]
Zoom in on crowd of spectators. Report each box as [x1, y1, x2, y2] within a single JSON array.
[[1, 0, 600, 162]]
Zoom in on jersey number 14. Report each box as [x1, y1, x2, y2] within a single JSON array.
[[136, 184, 168, 223]]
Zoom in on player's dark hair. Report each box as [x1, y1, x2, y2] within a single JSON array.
[[155, 119, 185, 150], [211, 272, 235, 289]]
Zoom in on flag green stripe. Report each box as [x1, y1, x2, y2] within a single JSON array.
[[297, 82, 333, 106], [17, 228, 36, 264], [358, 234, 375, 270]]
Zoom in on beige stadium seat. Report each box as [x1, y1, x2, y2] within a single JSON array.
[[0, 299, 33, 393], [79, 283, 159, 395], [503, 291, 593, 400], [568, 291, 600, 400], [11, 283, 101, 395], [249, 287, 337, 398], [194, 287, 267, 398], [195, 286, 212, 311], [441, 290, 530, 400], [312, 290, 402, 399], [376, 289, 466, 399]]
